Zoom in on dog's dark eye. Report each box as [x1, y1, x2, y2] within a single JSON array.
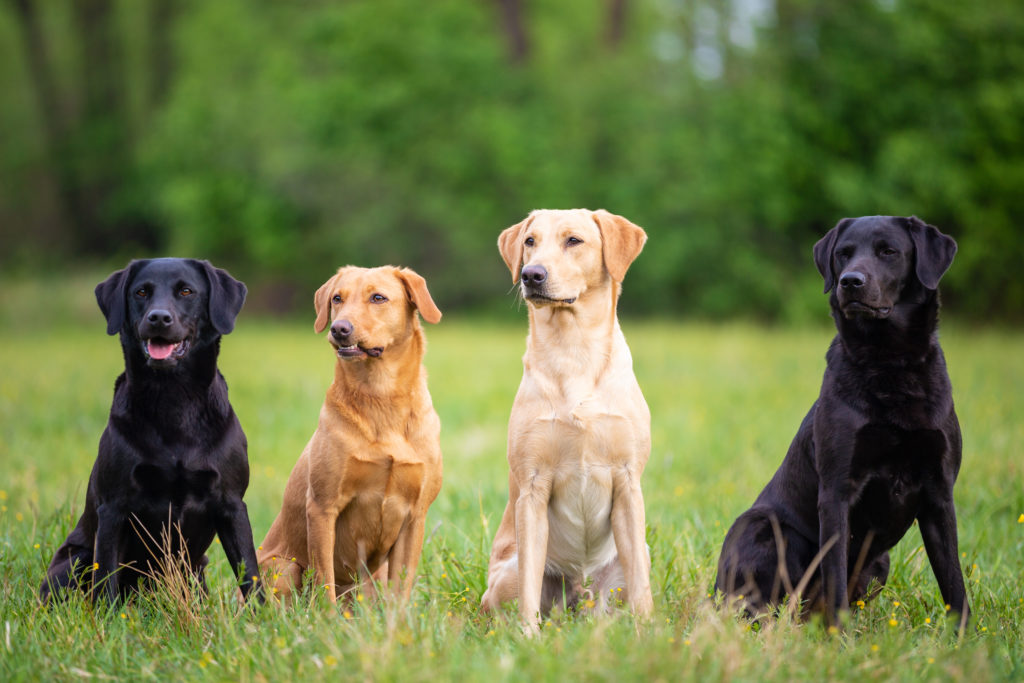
[[371, 293, 388, 303], [566, 236, 583, 246], [179, 287, 193, 297], [836, 248, 853, 262], [135, 288, 148, 298], [332, 294, 342, 304], [524, 237, 534, 247], [880, 247, 898, 257]]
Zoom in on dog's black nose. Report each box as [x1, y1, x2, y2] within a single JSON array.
[[521, 265, 547, 286], [839, 271, 866, 289], [331, 319, 353, 339], [146, 309, 173, 326]]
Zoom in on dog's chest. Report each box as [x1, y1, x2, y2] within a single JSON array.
[[545, 465, 617, 575], [847, 425, 946, 528], [131, 458, 221, 508]]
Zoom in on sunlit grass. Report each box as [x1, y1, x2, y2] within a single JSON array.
[[1, 316, 1022, 680]]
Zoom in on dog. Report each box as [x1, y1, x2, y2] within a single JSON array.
[[258, 265, 443, 604], [480, 209, 652, 633], [40, 258, 260, 603], [714, 215, 968, 629]]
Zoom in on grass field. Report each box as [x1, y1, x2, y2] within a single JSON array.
[[1, 307, 1022, 680]]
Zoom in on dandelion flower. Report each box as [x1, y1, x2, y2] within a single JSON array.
[[1018, 513, 1024, 524], [925, 617, 931, 624], [343, 610, 352, 619], [33, 543, 40, 549], [871, 644, 879, 652], [889, 618, 898, 627]]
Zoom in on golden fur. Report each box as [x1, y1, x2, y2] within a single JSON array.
[[258, 266, 443, 603], [480, 209, 653, 633]]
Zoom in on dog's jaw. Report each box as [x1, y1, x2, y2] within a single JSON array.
[[840, 300, 893, 320], [525, 292, 577, 307], [141, 336, 192, 367], [332, 342, 384, 360]]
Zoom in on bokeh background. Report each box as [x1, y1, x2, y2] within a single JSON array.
[[1, 0, 1022, 321]]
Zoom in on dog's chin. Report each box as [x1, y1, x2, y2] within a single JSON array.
[[840, 300, 892, 320], [524, 291, 578, 307], [332, 342, 384, 360], [142, 337, 191, 367]]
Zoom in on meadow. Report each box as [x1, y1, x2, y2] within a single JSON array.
[[1, 289, 1022, 680]]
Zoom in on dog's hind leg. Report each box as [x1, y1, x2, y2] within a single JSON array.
[[39, 528, 94, 602]]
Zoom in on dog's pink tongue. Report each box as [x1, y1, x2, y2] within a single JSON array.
[[147, 340, 176, 360]]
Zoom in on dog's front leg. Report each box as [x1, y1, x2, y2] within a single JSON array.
[[93, 502, 124, 602], [216, 498, 263, 602], [918, 493, 969, 626], [387, 514, 426, 601], [817, 491, 850, 629], [306, 496, 340, 603], [610, 466, 653, 618], [515, 474, 552, 635]]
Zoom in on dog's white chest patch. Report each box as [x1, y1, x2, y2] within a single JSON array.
[[544, 466, 617, 576]]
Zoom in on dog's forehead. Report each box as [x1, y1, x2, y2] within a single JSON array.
[[529, 210, 600, 238], [131, 259, 205, 288], [839, 217, 912, 248], [336, 267, 405, 297]]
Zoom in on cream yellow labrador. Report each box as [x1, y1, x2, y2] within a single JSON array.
[[480, 209, 652, 632]]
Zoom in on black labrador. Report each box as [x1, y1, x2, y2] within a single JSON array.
[[714, 216, 968, 629], [40, 258, 262, 603]]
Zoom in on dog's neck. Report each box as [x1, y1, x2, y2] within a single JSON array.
[[329, 324, 426, 408], [831, 286, 940, 367], [524, 280, 623, 386], [121, 335, 221, 393]]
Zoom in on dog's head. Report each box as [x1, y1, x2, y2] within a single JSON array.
[[95, 258, 247, 368], [497, 209, 647, 307], [813, 216, 956, 320], [313, 266, 442, 361]]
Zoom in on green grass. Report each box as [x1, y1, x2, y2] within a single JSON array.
[[1, 316, 1022, 681]]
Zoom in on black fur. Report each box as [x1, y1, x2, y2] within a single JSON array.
[[40, 258, 262, 603], [714, 216, 968, 629]]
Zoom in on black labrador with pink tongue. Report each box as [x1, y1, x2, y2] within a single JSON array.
[[714, 216, 969, 631], [41, 258, 262, 603]]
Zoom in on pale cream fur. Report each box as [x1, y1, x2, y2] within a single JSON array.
[[480, 209, 652, 633], [258, 266, 443, 604]]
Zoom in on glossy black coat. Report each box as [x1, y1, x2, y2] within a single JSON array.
[[40, 258, 262, 603], [715, 216, 968, 628]]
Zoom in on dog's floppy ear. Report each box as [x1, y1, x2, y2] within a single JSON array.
[[396, 268, 442, 324], [813, 218, 854, 293], [195, 260, 247, 335], [498, 215, 533, 283], [95, 260, 146, 335], [592, 209, 647, 282], [904, 216, 957, 290], [313, 269, 344, 334]]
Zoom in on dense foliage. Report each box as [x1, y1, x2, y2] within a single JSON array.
[[2, 0, 1022, 319]]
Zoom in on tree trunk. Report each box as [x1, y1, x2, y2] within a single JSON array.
[[495, 0, 528, 64]]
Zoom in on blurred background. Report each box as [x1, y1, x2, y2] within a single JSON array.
[[1, 0, 1022, 322]]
